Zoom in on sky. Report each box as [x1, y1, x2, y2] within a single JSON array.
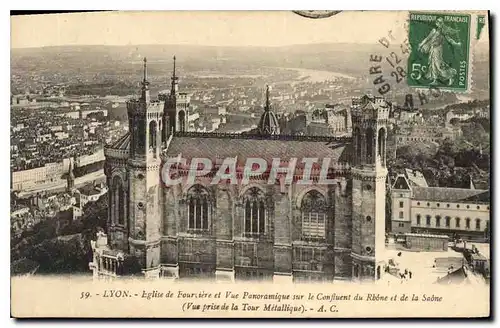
[[11, 11, 411, 48], [11, 11, 489, 49]]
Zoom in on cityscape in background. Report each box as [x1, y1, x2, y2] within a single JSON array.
[[11, 37, 490, 285]]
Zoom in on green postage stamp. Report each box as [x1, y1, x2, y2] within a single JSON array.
[[407, 12, 472, 92]]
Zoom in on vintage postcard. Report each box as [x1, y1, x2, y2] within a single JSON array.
[[10, 10, 490, 318]]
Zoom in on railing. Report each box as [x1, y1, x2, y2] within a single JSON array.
[[98, 255, 123, 277], [104, 148, 129, 159], [172, 131, 353, 142]]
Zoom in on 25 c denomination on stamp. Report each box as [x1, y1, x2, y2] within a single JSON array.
[[407, 12, 471, 92]]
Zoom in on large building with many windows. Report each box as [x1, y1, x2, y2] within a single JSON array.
[[90, 57, 391, 283], [390, 172, 490, 241]]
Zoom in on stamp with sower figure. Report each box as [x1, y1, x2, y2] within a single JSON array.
[[407, 12, 471, 92]]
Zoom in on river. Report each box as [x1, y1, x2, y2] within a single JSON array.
[[270, 67, 356, 83]]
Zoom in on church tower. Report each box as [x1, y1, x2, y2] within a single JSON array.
[[162, 56, 190, 141], [257, 85, 280, 135], [126, 57, 163, 277], [350, 95, 389, 282]]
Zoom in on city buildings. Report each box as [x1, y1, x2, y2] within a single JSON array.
[[10, 53, 490, 286], [394, 123, 463, 145], [390, 171, 490, 241], [11, 150, 105, 192], [72, 182, 108, 220], [90, 57, 390, 283]]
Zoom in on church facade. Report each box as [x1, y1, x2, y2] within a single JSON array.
[[90, 57, 390, 283]]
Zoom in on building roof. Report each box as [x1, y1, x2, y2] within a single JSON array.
[[281, 115, 307, 135], [11, 205, 30, 214], [78, 183, 102, 196], [412, 187, 490, 203], [470, 253, 488, 261], [165, 133, 351, 166], [405, 168, 428, 187], [392, 175, 411, 190], [405, 233, 448, 239], [436, 266, 470, 285], [461, 190, 491, 203]]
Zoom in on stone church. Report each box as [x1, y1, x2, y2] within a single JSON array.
[[90, 57, 390, 283]]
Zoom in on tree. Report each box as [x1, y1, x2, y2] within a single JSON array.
[[122, 255, 143, 276], [11, 193, 110, 275], [81, 195, 108, 240], [32, 236, 89, 274]]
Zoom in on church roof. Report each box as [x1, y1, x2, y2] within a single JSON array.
[[105, 132, 352, 166], [108, 132, 131, 150], [165, 132, 351, 166], [412, 187, 489, 204], [258, 110, 280, 135], [258, 85, 280, 135]]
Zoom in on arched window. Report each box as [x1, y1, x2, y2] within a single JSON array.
[[445, 216, 451, 227], [354, 127, 362, 164], [167, 114, 174, 137], [475, 219, 481, 230], [455, 217, 461, 228], [426, 215, 431, 226], [112, 176, 125, 226], [416, 214, 421, 225], [162, 117, 168, 143], [158, 120, 162, 144], [366, 128, 374, 163], [465, 218, 471, 229], [118, 184, 124, 225], [435, 215, 441, 227], [243, 187, 266, 236], [377, 127, 386, 166], [178, 110, 186, 132], [187, 185, 210, 231], [301, 190, 327, 240], [353, 264, 359, 278], [136, 118, 146, 153], [149, 120, 157, 149]]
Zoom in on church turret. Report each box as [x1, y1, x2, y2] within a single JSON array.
[[171, 55, 179, 95], [123, 57, 163, 276], [127, 57, 163, 160], [350, 95, 389, 282], [162, 55, 190, 140], [66, 158, 75, 192], [141, 57, 151, 103], [258, 85, 280, 135]]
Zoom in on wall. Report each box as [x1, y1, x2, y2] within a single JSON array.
[[391, 189, 412, 233], [410, 200, 490, 234], [405, 235, 447, 251], [76, 149, 105, 167], [158, 176, 351, 281]]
